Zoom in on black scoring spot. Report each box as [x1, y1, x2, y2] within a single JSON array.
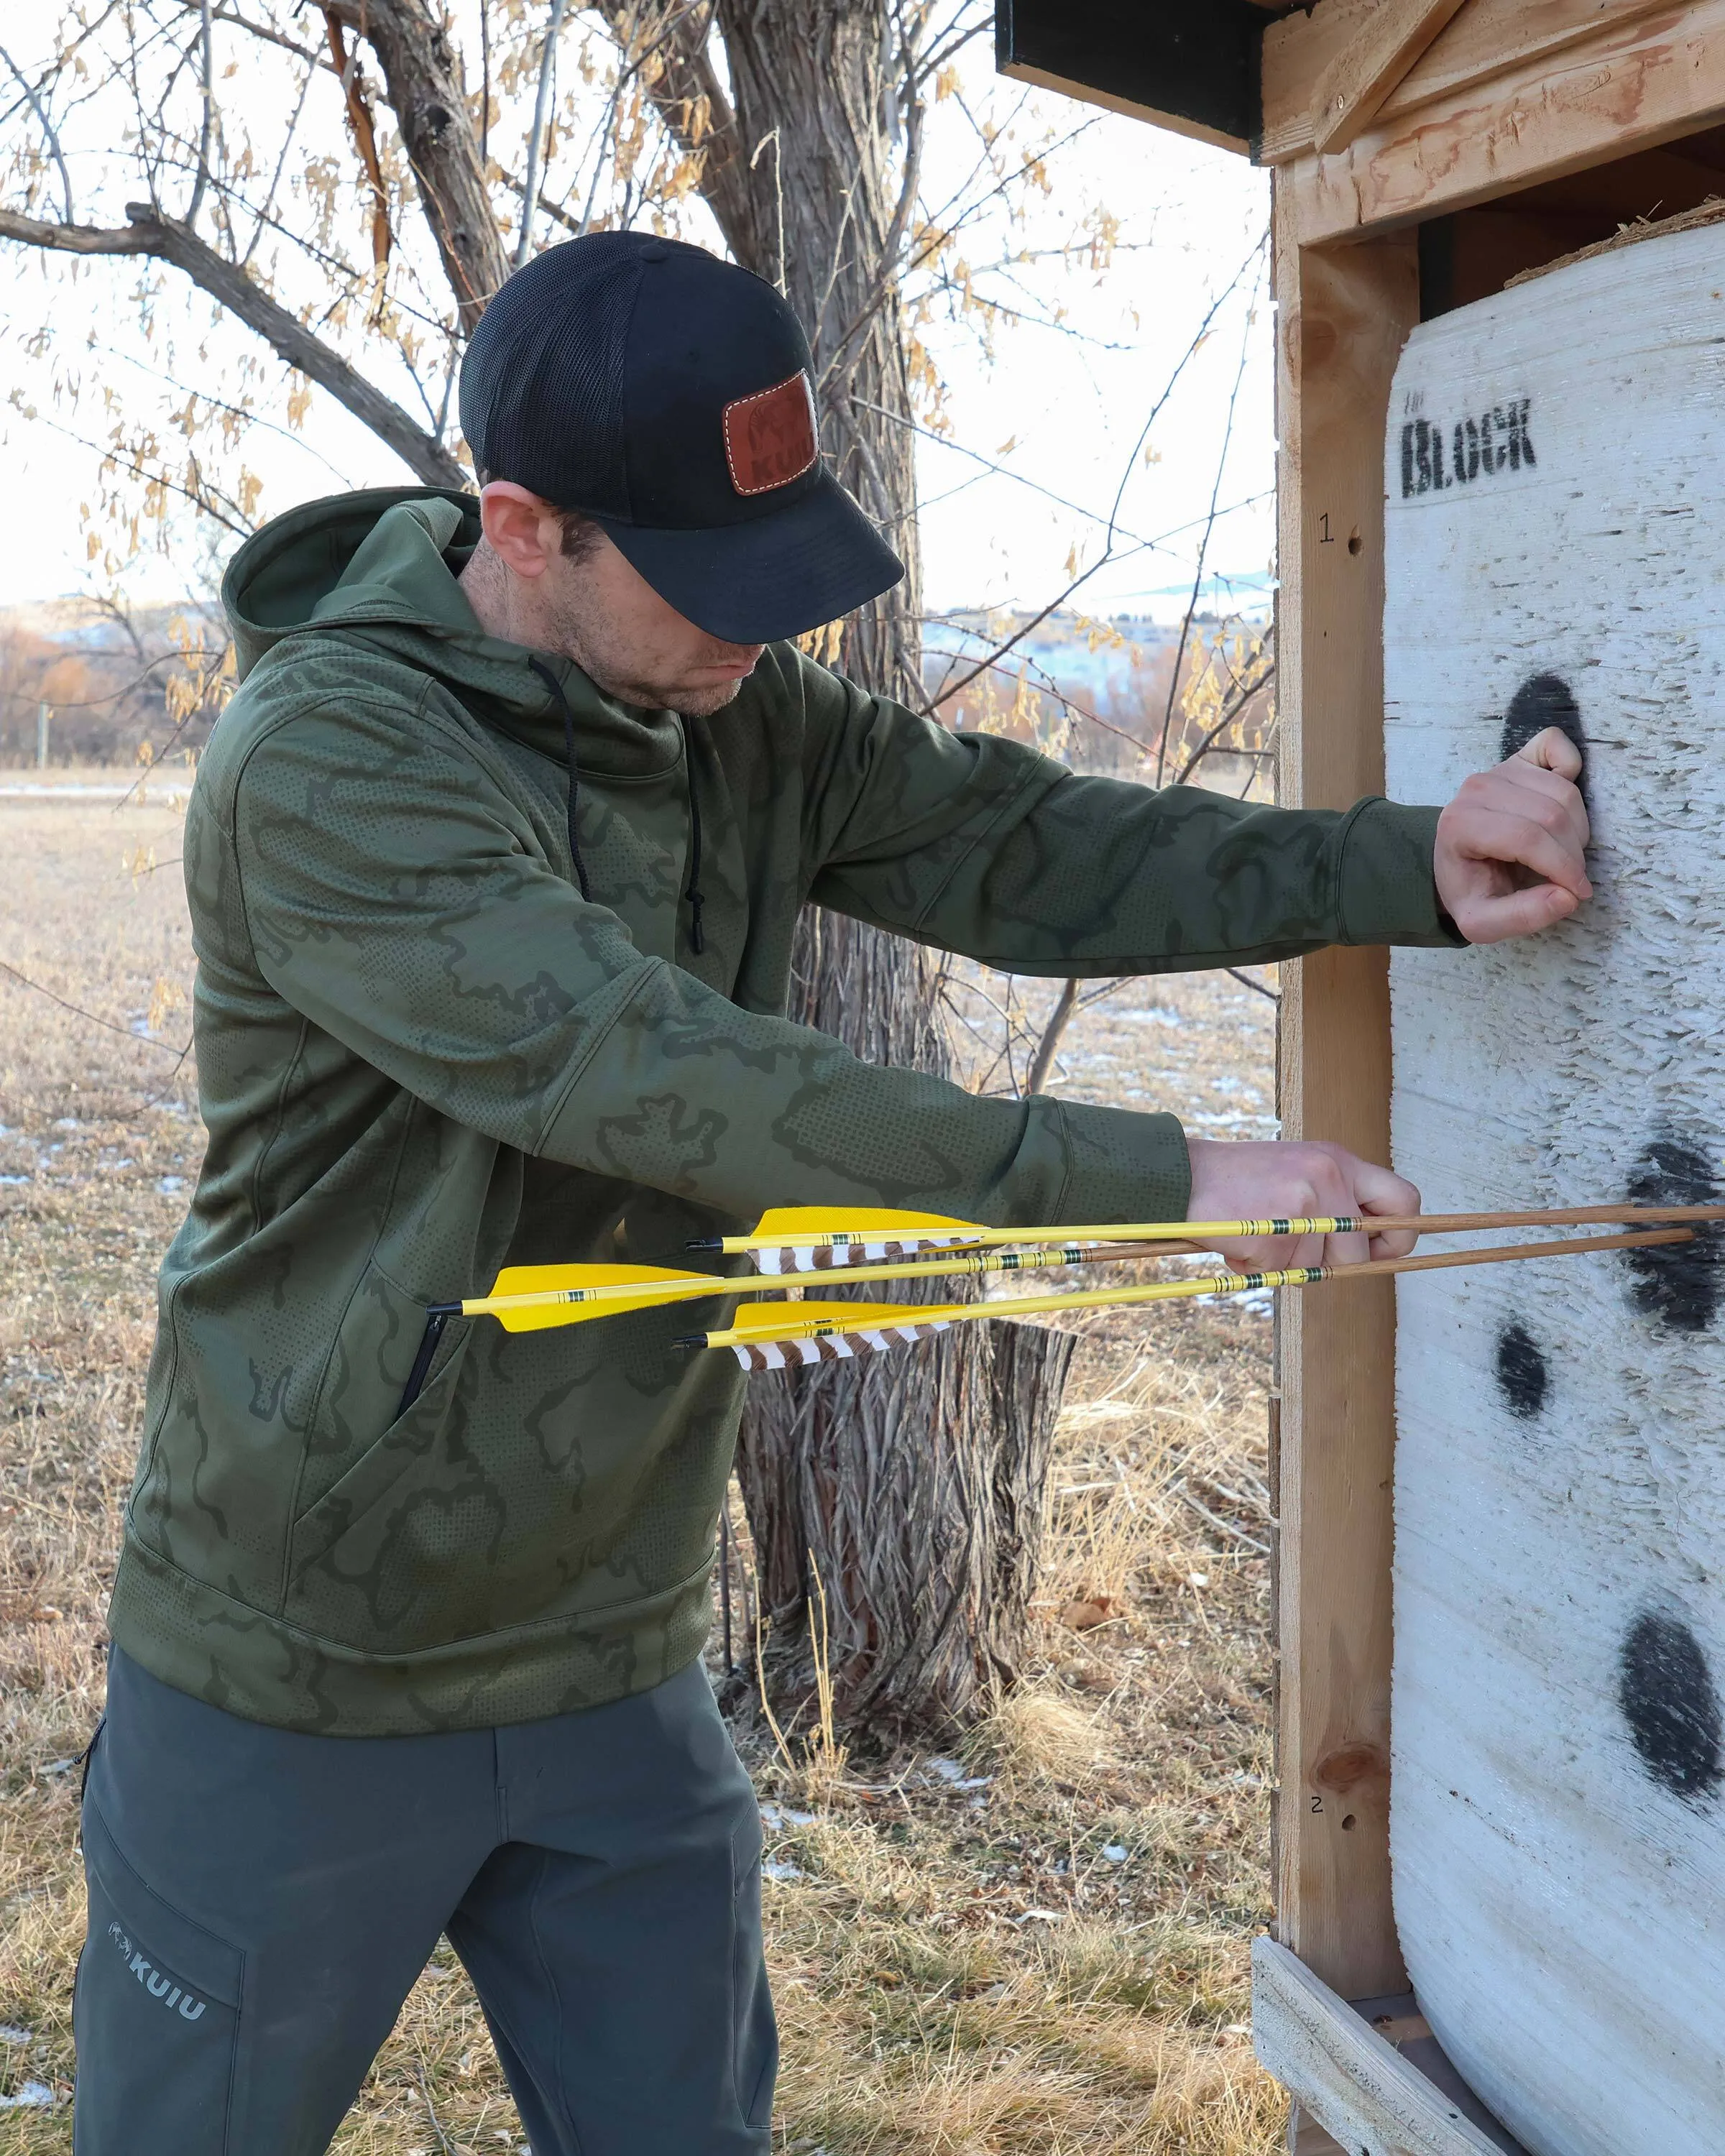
[[1494, 1322, 1548, 1419], [1623, 1139, 1723, 1333], [1619, 1611, 1724, 1802], [1499, 673, 1588, 789]]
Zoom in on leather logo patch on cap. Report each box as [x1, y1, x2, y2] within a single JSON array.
[[722, 371, 818, 496]]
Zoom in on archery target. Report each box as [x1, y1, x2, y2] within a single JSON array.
[[1385, 219, 1725, 2155]]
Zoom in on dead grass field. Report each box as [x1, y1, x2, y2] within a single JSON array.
[[0, 775, 1285, 2154]]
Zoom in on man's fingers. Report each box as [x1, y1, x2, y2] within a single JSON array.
[[1435, 734, 1593, 944], [1513, 723, 1583, 783], [1184, 1138, 1418, 1273], [1353, 1158, 1420, 1215], [1463, 808, 1592, 899], [1491, 756, 1591, 850], [1453, 878, 1580, 946], [1353, 1156, 1420, 1261], [1307, 1154, 1366, 1268]]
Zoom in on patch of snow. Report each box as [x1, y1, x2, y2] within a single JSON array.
[[758, 1802, 815, 1832]]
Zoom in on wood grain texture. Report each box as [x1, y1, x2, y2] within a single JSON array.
[[1264, 0, 1677, 164], [1279, 0, 1725, 240], [1385, 217, 1725, 2155], [1310, 0, 1473, 156], [1252, 1940, 1511, 2156], [1266, 0, 1381, 162], [1274, 213, 1419, 1996]]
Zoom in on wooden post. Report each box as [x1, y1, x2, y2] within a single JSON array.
[[1273, 210, 1419, 2000], [36, 701, 50, 770]]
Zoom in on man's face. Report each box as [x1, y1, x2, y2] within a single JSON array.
[[539, 530, 765, 717], [469, 484, 765, 717]]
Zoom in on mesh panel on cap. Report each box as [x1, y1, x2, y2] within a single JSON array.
[[459, 239, 643, 517]]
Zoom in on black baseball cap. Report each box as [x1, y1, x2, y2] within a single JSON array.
[[459, 232, 904, 645]]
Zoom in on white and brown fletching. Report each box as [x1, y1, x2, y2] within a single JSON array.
[[732, 1318, 953, 1370], [753, 1235, 983, 1276]]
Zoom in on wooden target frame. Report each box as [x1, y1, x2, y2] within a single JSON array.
[[993, 2, 1725, 2147]]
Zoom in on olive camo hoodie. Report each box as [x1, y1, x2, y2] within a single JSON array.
[[107, 488, 1455, 1734]]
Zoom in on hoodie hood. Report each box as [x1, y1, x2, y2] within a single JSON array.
[[221, 486, 684, 778]]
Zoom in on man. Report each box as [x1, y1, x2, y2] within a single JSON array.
[[73, 233, 1589, 2155]]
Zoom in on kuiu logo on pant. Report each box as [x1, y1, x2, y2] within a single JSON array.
[[106, 1920, 207, 2021]]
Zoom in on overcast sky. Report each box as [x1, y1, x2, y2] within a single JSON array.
[[0, 38, 1272, 626]]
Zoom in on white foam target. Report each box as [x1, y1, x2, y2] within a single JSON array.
[[1385, 221, 1725, 2156]]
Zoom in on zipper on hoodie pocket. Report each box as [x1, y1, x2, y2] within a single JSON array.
[[282, 1259, 474, 1576]]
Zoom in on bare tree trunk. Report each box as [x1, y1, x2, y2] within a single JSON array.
[[716, 0, 1077, 1736]]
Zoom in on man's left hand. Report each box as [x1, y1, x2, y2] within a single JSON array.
[[1433, 724, 1591, 943]]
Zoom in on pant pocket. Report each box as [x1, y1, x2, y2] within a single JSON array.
[[729, 1818, 778, 2131], [74, 1798, 243, 2155]]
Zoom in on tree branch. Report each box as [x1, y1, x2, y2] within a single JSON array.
[[1024, 977, 1077, 1096], [515, 0, 569, 267], [0, 203, 465, 487], [186, 0, 214, 227], [321, 9, 392, 280], [1174, 658, 1275, 786], [323, 0, 507, 332], [588, 1, 755, 266], [0, 43, 75, 223]]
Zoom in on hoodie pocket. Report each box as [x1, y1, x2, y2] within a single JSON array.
[[287, 1265, 473, 1582]]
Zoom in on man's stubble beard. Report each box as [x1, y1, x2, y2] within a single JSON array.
[[546, 580, 748, 719], [663, 676, 748, 719]]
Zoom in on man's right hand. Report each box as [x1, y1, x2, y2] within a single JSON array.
[[1433, 724, 1591, 942], [1185, 1137, 1421, 1269]]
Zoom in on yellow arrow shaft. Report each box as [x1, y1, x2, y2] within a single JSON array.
[[696, 1266, 1320, 1346], [459, 1241, 1157, 1320]]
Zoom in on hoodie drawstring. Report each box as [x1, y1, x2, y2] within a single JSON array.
[[528, 655, 707, 955], [528, 657, 593, 904], [681, 717, 707, 956]]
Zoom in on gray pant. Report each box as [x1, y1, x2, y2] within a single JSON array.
[[73, 1649, 775, 2155]]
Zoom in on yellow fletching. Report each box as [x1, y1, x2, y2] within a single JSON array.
[[749, 1206, 983, 1242], [718, 1299, 911, 1340], [473, 1261, 720, 1332]]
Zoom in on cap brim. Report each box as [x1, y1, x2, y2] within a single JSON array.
[[590, 470, 904, 644]]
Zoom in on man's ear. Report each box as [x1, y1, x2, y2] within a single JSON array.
[[479, 481, 560, 581]]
